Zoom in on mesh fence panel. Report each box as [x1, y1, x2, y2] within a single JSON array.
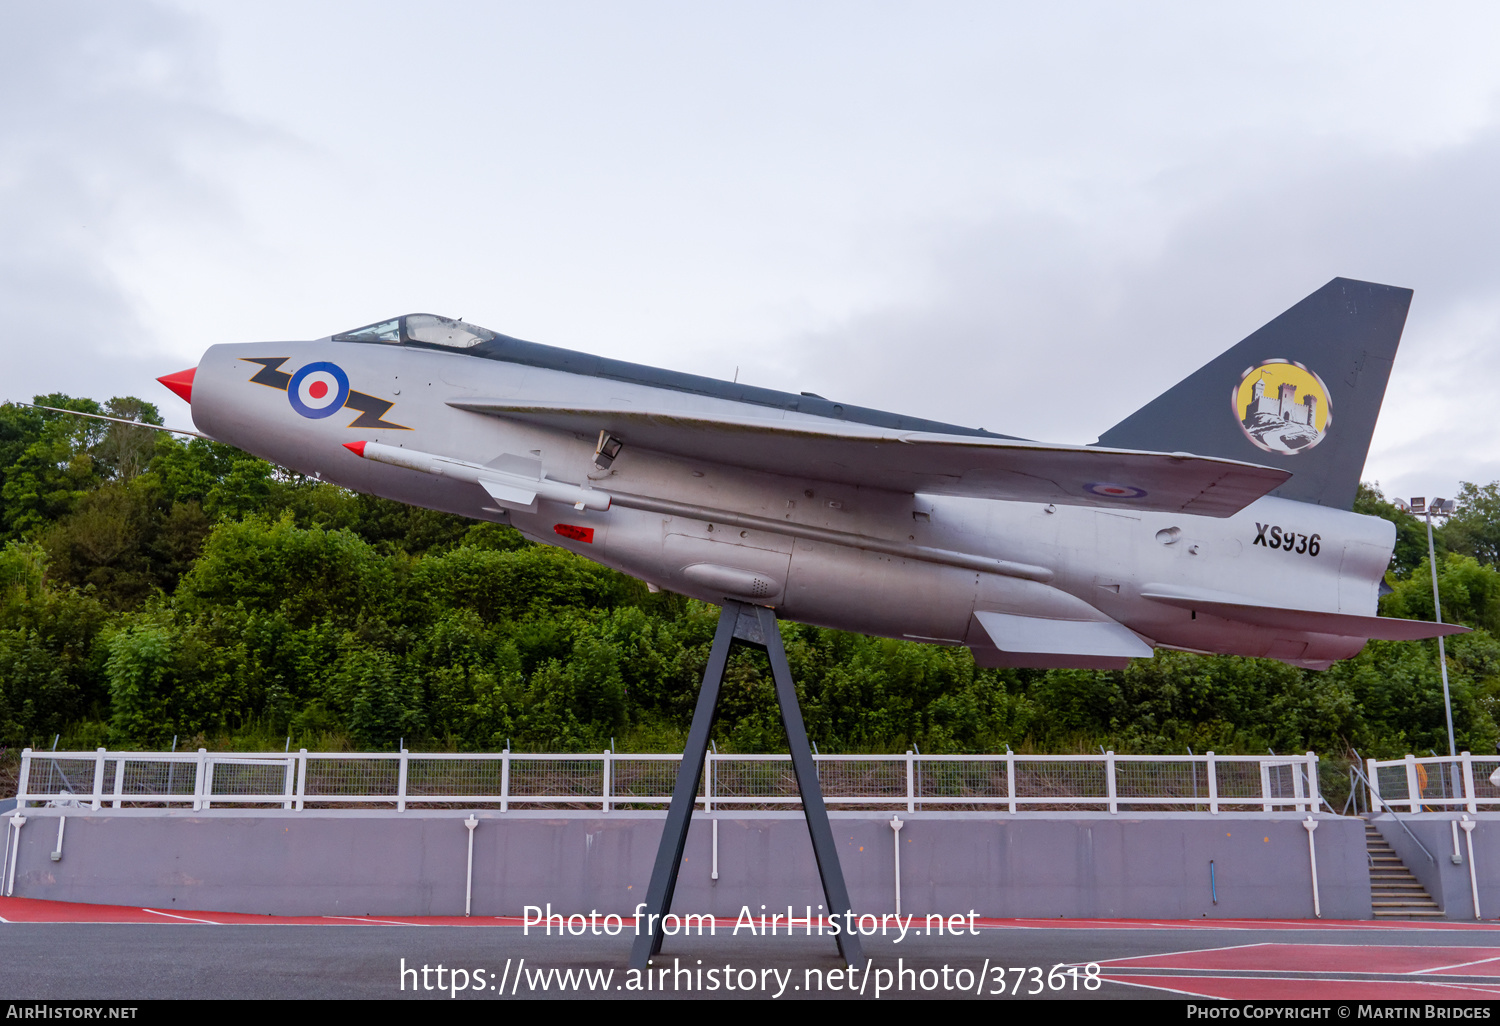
[[26, 757, 100, 801], [1418, 762, 1457, 804], [612, 758, 679, 800], [915, 759, 1006, 804], [405, 759, 505, 799], [1115, 761, 1205, 802], [1014, 760, 1106, 806], [1375, 764, 1411, 806], [1213, 761, 1267, 803], [821, 759, 908, 801], [121, 759, 198, 799], [1474, 760, 1500, 804], [304, 758, 399, 799], [507, 758, 602, 798], [209, 760, 289, 799], [713, 759, 799, 802]]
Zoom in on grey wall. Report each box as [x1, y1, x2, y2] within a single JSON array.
[[4, 808, 1373, 920], [1370, 813, 1500, 920]]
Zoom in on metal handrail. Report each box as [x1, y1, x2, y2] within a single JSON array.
[[1348, 753, 1435, 865]]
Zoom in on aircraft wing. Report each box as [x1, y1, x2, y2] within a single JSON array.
[[1139, 584, 1470, 640], [449, 400, 1290, 517]]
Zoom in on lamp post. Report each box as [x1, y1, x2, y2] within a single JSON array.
[[1396, 496, 1459, 799]]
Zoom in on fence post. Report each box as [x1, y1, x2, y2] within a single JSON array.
[[603, 750, 612, 814], [1305, 752, 1320, 813], [705, 750, 714, 815], [905, 750, 915, 815], [16, 749, 30, 810], [91, 748, 106, 811], [500, 748, 510, 814], [112, 756, 126, 810], [195, 749, 209, 811], [397, 749, 409, 813], [295, 749, 308, 812], [281, 756, 295, 811], [1260, 761, 1273, 813], [1006, 751, 1016, 815], [1405, 754, 1420, 814], [1206, 751, 1219, 815], [1461, 752, 1477, 815], [1106, 751, 1117, 815]]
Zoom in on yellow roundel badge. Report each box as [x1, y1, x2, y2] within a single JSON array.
[[1232, 360, 1331, 455]]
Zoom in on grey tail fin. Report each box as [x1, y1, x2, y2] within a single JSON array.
[[1093, 277, 1412, 510]]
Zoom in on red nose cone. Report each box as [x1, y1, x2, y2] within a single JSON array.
[[157, 367, 196, 404], [343, 441, 368, 457]]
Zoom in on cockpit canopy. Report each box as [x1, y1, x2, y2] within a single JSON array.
[[333, 314, 496, 350]]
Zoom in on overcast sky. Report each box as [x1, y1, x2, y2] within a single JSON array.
[[5, 1, 1499, 503]]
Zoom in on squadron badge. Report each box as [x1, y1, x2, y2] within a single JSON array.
[[1233, 360, 1330, 455]]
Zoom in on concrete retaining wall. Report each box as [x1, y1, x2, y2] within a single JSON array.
[[4, 808, 1375, 920], [1370, 813, 1500, 920]]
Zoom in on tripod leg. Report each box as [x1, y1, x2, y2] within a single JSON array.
[[754, 605, 864, 967], [628, 601, 740, 969]]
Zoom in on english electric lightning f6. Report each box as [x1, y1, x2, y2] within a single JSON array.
[[161, 278, 1463, 669]]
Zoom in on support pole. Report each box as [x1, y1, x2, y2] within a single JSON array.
[[629, 601, 862, 969]]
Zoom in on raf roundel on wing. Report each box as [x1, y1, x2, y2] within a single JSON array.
[[288, 362, 351, 419]]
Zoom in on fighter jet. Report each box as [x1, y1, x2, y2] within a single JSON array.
[[156, 277, 1463, 670]]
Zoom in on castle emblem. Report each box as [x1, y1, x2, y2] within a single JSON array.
[[1233, 360, 1330, 455]]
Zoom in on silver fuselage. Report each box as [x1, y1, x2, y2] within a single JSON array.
[[191, 338, 1394, 669]]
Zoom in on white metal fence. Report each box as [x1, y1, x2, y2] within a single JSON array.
[[1366, 753, 1500, 814], [13, 747, 1322, 814]]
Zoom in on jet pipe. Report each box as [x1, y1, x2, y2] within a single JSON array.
[[344, 440, 611, 511]]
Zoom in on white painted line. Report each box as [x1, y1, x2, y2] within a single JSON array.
[[141, 908, 220, 924], [1414, 954, 1500, 976]]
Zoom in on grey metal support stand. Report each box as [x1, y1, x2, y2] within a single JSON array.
[[629, 601, 863, 970]]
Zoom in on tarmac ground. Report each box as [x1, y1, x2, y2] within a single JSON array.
[[3, 897, 1499, 1001]]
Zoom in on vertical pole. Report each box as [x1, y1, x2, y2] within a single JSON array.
[[112, 757, 126, 810], [1405, 755, 1421, 814], [1305, 752, 1321, 813], [1006, 750, 1016, 815], [295, 749, 308, 812], [602, 750, 612, 814], [16, 749, 30, 811], [1105, 751, 1117, 815], [756, 603, 862, 967], [1206, 751, 1219, 815], [91, 748, 106, 811], [1462, 752, 1477, 815], [194, 749, 208, 812], [282, 755, 295, 811], [905, 750, 915, 815], [629, 602, 738, 970], [501, 748, 510, 814], [705, 750, 714, 815], [397, 749, 409, 813]]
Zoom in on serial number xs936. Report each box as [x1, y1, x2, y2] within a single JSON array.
[[1253, 523, 1321, 556]]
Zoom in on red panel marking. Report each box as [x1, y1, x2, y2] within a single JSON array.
[[554, 523, 595, 543], [309, 380, 328, 399]]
